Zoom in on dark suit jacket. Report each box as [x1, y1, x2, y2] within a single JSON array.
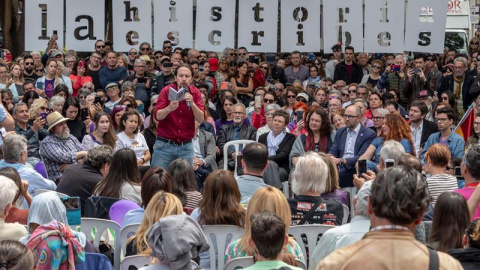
[[333, 61, 363, 84], [197, 129, 217, 170], [328, 124, 376, 170], [420, 119, 439, 148], [217, 123, 257, 158], [437, 74, 480, 108], [258, 132, 296, 173]]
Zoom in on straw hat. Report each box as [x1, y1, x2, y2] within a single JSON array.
[[46, 111, 69, 131]]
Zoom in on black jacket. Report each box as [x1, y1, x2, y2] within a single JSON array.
[[448, 248, 480, 270], [420, 119, 439, 148], [217, 123, 257, 159], [437, 74, 480, 108], [270, 65, 287, 85], [258, 132, 296, 173], [333, 61, 363, 84]]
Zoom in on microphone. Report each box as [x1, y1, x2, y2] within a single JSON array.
[[184, 86, 191, 110]]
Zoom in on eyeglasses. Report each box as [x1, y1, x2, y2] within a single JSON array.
[[141, 47, 151, 51], [263, 98, 274, 103], [372, 65, 382, 69], [435, 117, 449, 122], [372, 116, 385, 121], [442, 97, 448, 101], [25, 62, 34, 66], [96, 45, 105, 48], [229, 53, 237, 56], [297, 98, 307, 102], [163, 46, 172, 49], [128, 52, 137, 55], [78, 96, 86, 99], [328, 96, 341, 100], [232, 111, 245, 115], [342, 93, 349, 97], [344, 114, 359, 119], [83, 86, 94, 90], [287, 95, 296, 98], [426, 58, 434, 61], [260, 66, 269, 70], [348, 90, 356, 93], [39, 106, 47, 111], [123, 103, 133, 108], [35, 69, 44, 72], [471, 42, 479, 45]]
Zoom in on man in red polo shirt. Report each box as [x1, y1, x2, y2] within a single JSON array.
[[151, 64, 204, 169]]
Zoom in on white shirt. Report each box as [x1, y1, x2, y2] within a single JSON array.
[[115, 132, 150, 165], [343, 124, 361, 158], [410, 120, 423, 157], [192, 131, 203, 159]]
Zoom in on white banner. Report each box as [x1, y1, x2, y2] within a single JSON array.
[[323, 0, 363, 53], [153, 0, 194, 49], [404, 0, 449, 53], [65, 0, 105, 52], [281, 0, 321, 52], [237, 0, 278, 52], [112, 0, 152, 52], [195, 0, 236, 51], [364, 0, 405, 53], [25, 0, 64, 51]]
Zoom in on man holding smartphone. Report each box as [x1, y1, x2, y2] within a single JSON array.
[[124, 58, 154, 106]]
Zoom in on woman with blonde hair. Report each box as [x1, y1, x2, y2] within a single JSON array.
[[316, 152, 349, 206], [224, 186, 305, 264], [126, 191, 183, 256]]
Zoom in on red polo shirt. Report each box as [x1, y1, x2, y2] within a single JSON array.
[[155, 83, 204, 142]]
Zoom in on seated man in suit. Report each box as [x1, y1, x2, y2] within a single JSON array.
[[217, 103, 256, 172], [408, 100, 438, 157], [328, 104, 376, 187], [258, 110, 295, 182], [192, 119, 217, 190]]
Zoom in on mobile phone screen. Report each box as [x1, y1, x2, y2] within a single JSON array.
[[358, 160, 367, 176]]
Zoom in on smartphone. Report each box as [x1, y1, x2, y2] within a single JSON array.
[[412, 68, 421, 75], [40, 112, 48, 120], [94, 96, 103, 107], [254, 95, 262, 108], [455, 166, 462, 177], [199, 65, 204, 73], [60, 197, 81, 225], [163, 62, 173, 68], [220, 82, 229, 90], [137, 77, 147, 84], [296, 111, 304, 122], [385, 159, 395, 168], [390, 65, 401, 71], [0, 128, 6, 138], [78, 61, 85, 69], [358, 159, 367, 176], [236, 154, 243, 176], [36, 81, 43, 89], [80, 108, 89, 121], [53, 30, 58, 35], [0, 50, 4, 59]]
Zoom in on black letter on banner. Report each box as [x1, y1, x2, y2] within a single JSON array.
[[293, 7, 308, 46], [211, 7, 222, 21], [380, 0, 389, 23], [253, 3, 264, 22], [251, 31, 264, 45], [418, 32, 431, 46], [74, 16, 96, 40], [377, 32, 391, 46], [38, 4, 49, 39], [124, 1, 140, 22], [169, 5, 177, 22], [209, 31, 221, 45], [126, 31, 139, 45]]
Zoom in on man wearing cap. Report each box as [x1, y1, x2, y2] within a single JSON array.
[[104, 83, 122, 113], [154, 56, 174, 94], [437, 57, 479, 114], [296, 93, 309, 104], [39, 111, 87, 182], [317, 166, 463, 270], [99, 51, 127, 89]]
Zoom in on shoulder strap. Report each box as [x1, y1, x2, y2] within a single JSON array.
[[298, 198, 323, 225], [428, 248, 439, 270]]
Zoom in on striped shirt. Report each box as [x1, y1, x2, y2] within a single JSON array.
[[426, 174, 458, 205]]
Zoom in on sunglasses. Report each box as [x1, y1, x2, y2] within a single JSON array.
[[348, 90, 356, 93], [328, 96, 341, 100], [297, 98, 307, 102], [79, 96, 86, 99], [96, 45, 105, 48], [442, 97, 448, 101], [342, 93, 349, 97], [128, 52, 137, 55], [260, 66, 269, 70], [123, 104, 133, 108], [263, 98, 274, 103], [35, 69, 44, 72], [426, 58, 434, 61], [229, 53, 237, 56], [471, 42, 480, 45], [25, 62, 34, 66], [83, 86, 94, 90], [287, 95, 296, 98], [40, 106, 48, 111], [141, 47, 150, 51], [163, 46, 172, 49]]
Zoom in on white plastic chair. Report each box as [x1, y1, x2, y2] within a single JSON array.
[[223, 140, 255, 176], [296, 259, 307, 269], [289, 224, 335, 268], [224, 256, 254, 270], [33, 189, 68, 198], [120, 223, 140, 260], [341, 204, 349, 224], [78, 218, 122, 270], [203, 225, 245, 270], [121, 255, 151, 270]]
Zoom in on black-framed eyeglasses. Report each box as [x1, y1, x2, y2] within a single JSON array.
[[348, 90, 356, 93], [128, 52, 137, 55], [163, 46, 172, 49], [260, 66, 269, 70], [25, 62, 34, 66], [96, 45, 105, 48], [372, 116, 385, 121], [344, 114, 359, 119], [263, 98, 274, 103], [342, 93, 349, 97]]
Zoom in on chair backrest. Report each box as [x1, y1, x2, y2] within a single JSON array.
[[203, 225, 245, 270], [288, 224, 335, 268], [33, 189, 68, 198], [120, 223, 140, 260], [341, 204, 349, 225], [121, 255, 151, 270], [224, 256, 254, 270], [223, 140, 255, 176], [296, 259, 307, 270], [78, 217, 122, 270], [84, 196, 120, 219]]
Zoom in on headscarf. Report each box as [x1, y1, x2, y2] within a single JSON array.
[[26, 219, 85, 270], [147, 215, 210, 270]]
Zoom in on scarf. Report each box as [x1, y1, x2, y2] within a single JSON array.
[[305, 132, 328, 153], [453, 73, 466, 100], [267, 130, 286, 156], [26, 220, 85, 270]]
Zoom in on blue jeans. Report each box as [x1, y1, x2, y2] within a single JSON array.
[[151, 139, 193, 169]]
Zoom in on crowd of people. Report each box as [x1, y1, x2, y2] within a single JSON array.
[[2, 34, 480, 269]]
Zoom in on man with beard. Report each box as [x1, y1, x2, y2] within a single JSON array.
[[88, 51, 104, 90], [437, 57, 479, 114], [23, 55, 38, 81], [408, 101, 438, 157], [39, 111, 87, 182]]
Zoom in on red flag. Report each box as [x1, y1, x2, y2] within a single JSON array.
[[455, 106, 475, 141]]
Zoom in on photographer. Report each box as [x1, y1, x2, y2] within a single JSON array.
[[124, 58, 155, 108], [376, 55, 408, 107]]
